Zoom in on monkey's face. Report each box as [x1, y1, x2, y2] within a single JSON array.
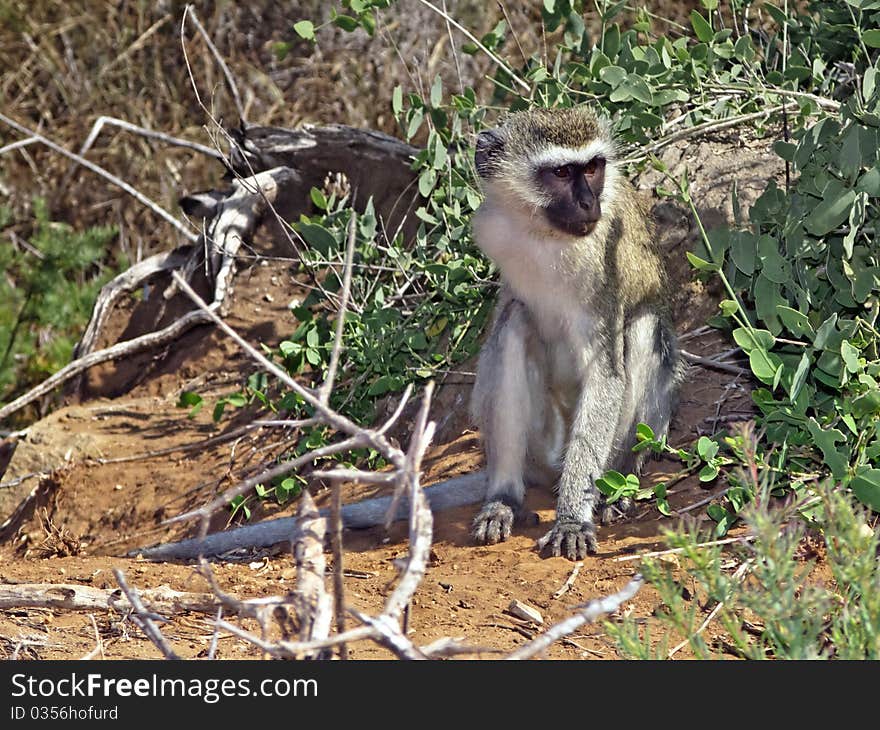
[[474, 107, 616, 240], [536, 158, 606, 237]]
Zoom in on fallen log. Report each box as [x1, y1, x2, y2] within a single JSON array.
[[0, 582, 219, 615], [134, 470, 487, 562]]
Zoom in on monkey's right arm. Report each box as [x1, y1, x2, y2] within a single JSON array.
[[469, 297, 534, 545]]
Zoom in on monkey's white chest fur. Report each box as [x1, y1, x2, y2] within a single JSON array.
[[473, 204, 600, 379]]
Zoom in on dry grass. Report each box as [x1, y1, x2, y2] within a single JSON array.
[[0, 0, 707, 250], [0, 0, 506, 254]]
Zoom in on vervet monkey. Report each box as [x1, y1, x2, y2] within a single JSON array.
[[470, 106, 681, 560]]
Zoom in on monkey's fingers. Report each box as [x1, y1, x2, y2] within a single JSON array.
[[538, 521, 598, 560], [472, 501, 516, 545]]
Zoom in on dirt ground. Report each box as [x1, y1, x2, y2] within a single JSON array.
[[0, 135, 774, 660]]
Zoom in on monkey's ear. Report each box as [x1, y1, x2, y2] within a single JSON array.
[[475, 128, 505, 178]]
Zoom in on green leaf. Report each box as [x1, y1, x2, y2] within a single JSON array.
[[776, 306, 814, 337], [757, 235, 790, 284], [599, 65, 627, 88], [654, 482, 672, 516], [419, 168, 437, 197], [719, 299, 739, 316], [789, 352, 811, 401], [293, 20, 315, 40], [732, 327, 775, 353], [432, 134, 448, 170], [636, 423, 655, 441], [803, 187, 856, 236], [749, 347, 784, 385], [310, 187, 327, 211], [690, 10, 713, 43], [841, 340, 861, 373], [406, 109, 424, 140], [596, 470, 627, 496], [618, 74, 653, 104], [430, 75, 443, 107], [843, 191, 867, 259], [177, 391, 202, 408], [696, 436, 719, 461], [686, 251, 719, 271], [298, 222, 337, 255], [864, 67, 877, 103], [698, 463, 719, 482], [333, 14, 359, 32], [706, 504, 736, 536], [730, 233, 756, 274], [851, 468, 880, 512], [862, 29, 880, 48], [852, 390, 880, 418], [392, 86, 403, 116], [856, 167, 880, 196], [774, 141, 797, 162], [813, 314, 838, 350], [805, 418, 848, 480]]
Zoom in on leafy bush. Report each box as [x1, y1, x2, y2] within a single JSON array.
[[608, 477, 880, 659], [0, 199, 117, 423]]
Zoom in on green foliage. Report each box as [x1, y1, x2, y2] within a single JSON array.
[[276, 0, 880, 522], [0, 199, 118, 418], [686, 63, 880, 518], [608, 484, 880, 659]]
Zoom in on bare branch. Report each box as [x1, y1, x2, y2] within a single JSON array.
[[612, 535, 755, 562], [184, 5, 245, 122], [507, 574, 644, 660], [0, 582, 219, 614], [0, 309, 211, 423], [169, 271, 405, 470], [382, 383, 435, 622], [113, 569, 181, 660], [413, 0, 529, 92], [0, 136, 38, 155], [78, 115, 223, 161], [681, 349, 750, 376], [133, 471, 487, 560], [0, 111, 197, 242], [319, 213, 357, 404], [329, 481, 348, 659], [291, 491, 333, 658]]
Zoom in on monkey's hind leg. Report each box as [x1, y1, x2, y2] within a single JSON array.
[[470, 300, 537, 545], [597, 313, 680, 526]]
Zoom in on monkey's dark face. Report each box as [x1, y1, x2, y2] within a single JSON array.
[[537, 157, 606, 237]]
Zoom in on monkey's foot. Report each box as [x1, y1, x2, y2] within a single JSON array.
[[472, 500, 516, 545], [537, 521, 598, 560], [597, 496, 635, 525]]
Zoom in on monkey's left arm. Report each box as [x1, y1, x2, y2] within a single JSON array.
[[537, 356, 625, 560]]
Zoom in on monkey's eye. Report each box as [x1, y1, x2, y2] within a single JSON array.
[[584, 157, 601, 175], [552, 165, 571, 178]]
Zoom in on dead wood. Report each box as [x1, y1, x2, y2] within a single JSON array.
[[0, 581, 219, 615], [290, 490, 332, 656], [132, 470, 487, 561], [227, 123, 420, 235]]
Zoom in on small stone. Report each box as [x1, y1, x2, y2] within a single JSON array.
[[507, 599, 544, 625]]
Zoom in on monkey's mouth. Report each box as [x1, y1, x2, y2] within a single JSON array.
[[555, 219, 597, 237]]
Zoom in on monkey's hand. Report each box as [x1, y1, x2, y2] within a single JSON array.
[[472, 500, 516, 545], [537, 520, 598, 560]]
